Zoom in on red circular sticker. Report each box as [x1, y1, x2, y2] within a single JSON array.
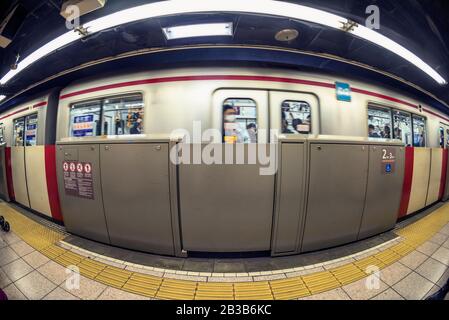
[[76, 163, 83, 173], [69, 162, 76, 172], [63, 162, 69, 172], [84, 163, 92, 174]]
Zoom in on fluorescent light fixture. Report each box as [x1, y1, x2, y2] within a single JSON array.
[[350, 25, 447, 85], [0, 31, 82, 84], [0, 0, 446, 85], [162, 22, 233, 40], [0, 95, 6, 102]]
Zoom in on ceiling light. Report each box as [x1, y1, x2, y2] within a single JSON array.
[[350, 25, 447, 85], [0, 0, 446, 85], [275, 29, 299, 42], [162, 22, 233, 40], [0, 95, 6, 103]]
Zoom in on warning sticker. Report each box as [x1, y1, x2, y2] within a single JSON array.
[[63, 161, 94, 200]]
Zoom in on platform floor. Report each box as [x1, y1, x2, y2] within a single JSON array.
[[0, 201, 449, 300]]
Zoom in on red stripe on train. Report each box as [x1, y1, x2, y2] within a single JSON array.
[[439, 149, 448, 200], [45, 145, 63, 222], [398, 147, 414, 218], [58, 74, 449, 123], [5, 147, 15, 201]]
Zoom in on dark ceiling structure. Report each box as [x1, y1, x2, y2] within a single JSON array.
[[0, 0, 448, 113]]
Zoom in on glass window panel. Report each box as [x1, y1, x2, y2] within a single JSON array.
[[0, 124, 5, 144], [412, 115, 426, 147], [368, 106, 392, 139], [13, 117, 25, 146], [281, 101, 311, 134], [25, 113, 38, 146], [69, 100, 101, 137], [103, 94, 144, 135], [223, 98, 257, 144], [393, 110, 412, 146], [440, 127, 445, 148]]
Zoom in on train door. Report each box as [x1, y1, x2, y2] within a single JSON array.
[[439, 123, 449, 148], [11, 116, 30, 207], [179, 89, 275, 252], [269, 91, 319, 137], [24, 113, 52, 217]]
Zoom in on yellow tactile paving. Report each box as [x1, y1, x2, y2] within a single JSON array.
[[2, 200, 449, 300]]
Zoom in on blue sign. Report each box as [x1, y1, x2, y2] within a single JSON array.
[[336, 82, 351, 102], [385, 163, 392, 174], [72, 115, 94, 137], [74, 115, 94, 123]]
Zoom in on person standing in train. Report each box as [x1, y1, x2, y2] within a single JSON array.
[[368, 124, 380, 138], [223, 105, 249, 143]]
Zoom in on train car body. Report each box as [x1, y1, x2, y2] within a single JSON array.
[[1, 66, 449, 256]]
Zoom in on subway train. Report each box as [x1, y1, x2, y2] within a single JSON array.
[[1, 66, 449, 257]]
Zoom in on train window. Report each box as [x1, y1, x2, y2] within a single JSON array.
[[25, 113, 38, 146], [223, 98, 257, 143], [69, 100, 102, 137], [440, 127, 445, 148], [367, 106, 392, 139], [13, 117, 25, 146], [393, 110, 412, 146], [281, 101, 311, 134], [0, 124, 4, 144], [103, 94, 144, 135], [412, 115, 426, 147]]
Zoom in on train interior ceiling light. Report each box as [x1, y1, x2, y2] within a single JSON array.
[[0, 95, 6, 103], [162, 23, 233, 40], [0, 0, 447, 86]]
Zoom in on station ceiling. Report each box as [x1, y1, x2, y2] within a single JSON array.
[[0, 0, 448, 114]]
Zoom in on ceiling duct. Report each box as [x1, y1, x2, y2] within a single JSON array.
[[60, 0, 107, 20], [0, 4, 28, 48]]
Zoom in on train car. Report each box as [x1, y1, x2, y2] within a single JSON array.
[[0, 90, 62, 221], [1, 66, 449, 257]]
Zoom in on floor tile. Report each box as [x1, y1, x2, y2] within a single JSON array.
[[429, 233, 448, 246], [300, 288, 350, 300], [398, 250, 427, 270], [431, 247, 449, 266], [97, 287, 150, 300], [1, 233, 21, 245], [2, 258, 33, 282], [43, 287, 80, 300], [392, 272, 434, 300], [22, 251, 50, 269], [37, 261, 70, 286], [62, 275, 106, 300], [2, 283, 27, 300], [442, 239, 449, 249], [14, 271, 56, 300], [436, 268, 449, 287], [416, 241, 440, 256], [0, 267, 12, 289], [342, 277, 389, 300], [378, 262, 412, 286], [0, 247, 19, 267], [371, 288, 404, 300], [415, 258, 447, 283], [10, 241, 35, 257]]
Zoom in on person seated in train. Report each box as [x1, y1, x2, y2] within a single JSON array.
[[368, 124, 380, 138], [292, 118, 303, 133], [223, 105, 249, 143], [381, 125, 391, 139], [130, 118, 143, 135], [246, 123, 257, 143]]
